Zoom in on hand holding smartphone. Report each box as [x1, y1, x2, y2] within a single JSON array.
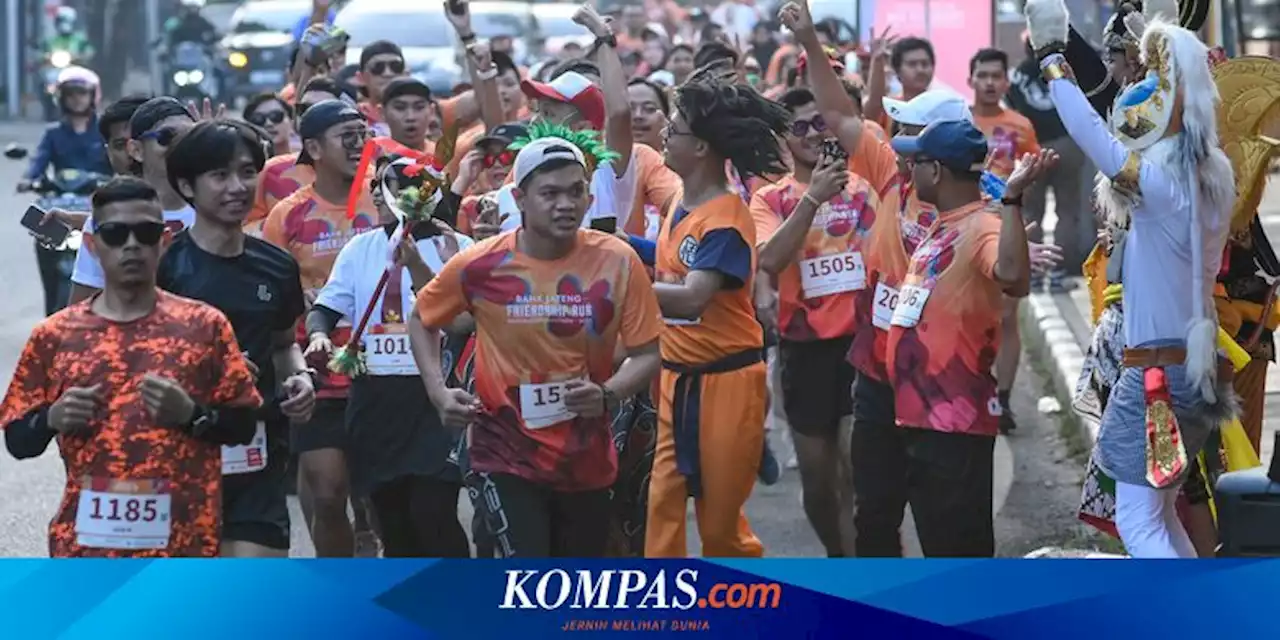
[[21, 205, 71, 246]]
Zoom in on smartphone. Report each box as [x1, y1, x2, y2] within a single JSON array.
[[821, 138, 849, 163], [590, 217, 618, 235], [20, 205, 70, 246]]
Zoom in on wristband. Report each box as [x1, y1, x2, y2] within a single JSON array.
[[802, 193, 822, 209], [1001, 194, 1024, 207], [1040, 54, 1072, 82], [601, 385, 620, 416], [595, 33, 617, 49], [459, 32, 476, 43], [476, 67, 498, 81]]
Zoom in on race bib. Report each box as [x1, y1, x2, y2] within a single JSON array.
[[872, 283, 899, 330], [519, 378, 584, 429], [366, 324, 416, 376], [890, 284, 930, 328], [799, 251, 866, 299], [222, 421, 267, 475], [76, 478, 172, 550]]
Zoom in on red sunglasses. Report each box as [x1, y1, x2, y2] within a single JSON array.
[[484, 150, 514, 168]]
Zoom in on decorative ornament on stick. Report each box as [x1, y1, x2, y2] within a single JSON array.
[[328, 131, 459, 377]]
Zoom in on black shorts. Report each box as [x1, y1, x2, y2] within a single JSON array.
[[222, 427, 291, 551], [468, 472, 611, 558], [851, 370, 896, 426], [779, 337, 857, 435], [290, 398, 347, 455], [347, 376, 460, 496]]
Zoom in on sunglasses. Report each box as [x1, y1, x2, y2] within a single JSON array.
[[248, 110, 287, 126], [94, 221, 166, 248], [483, 150, 514, 168], [367, 59, 405, 76], [140, 127, 180, 147], [790, 115, 827, 137]]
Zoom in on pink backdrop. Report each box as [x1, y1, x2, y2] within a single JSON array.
[[870, 0, 995, 101]]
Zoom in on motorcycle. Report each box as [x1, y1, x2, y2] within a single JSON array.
[[167, 41, 219, 102], [5, 144, 106, 316]]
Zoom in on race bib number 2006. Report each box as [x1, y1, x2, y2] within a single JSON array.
[[890, 284, 930, 328], [76, 477, 172, 550]]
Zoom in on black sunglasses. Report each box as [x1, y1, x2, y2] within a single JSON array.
[[367, 59, 405, 76], [139, 127, 179, 147], [248, 110, 287, 126], [95, 221, 166, 248]]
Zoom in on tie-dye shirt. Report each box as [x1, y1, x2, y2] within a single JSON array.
[[414, 229, 662, 491], [246, 153, 315, 239], [885, 201, 1005, 436], [0, 291, 261, 557]]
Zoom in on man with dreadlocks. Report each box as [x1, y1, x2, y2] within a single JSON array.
[[1027, 0, 1236, 557], [643, 63, 791, 558]]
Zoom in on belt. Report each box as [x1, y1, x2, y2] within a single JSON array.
[[662, 348, 763, 498], [1122, 346, 1187, 368]]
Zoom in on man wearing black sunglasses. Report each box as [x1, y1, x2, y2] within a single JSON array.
[[356, 40, 408, 138], [1, 177, 263, 558], [158, 120, 317, 558], [69, 97, 198, 305]]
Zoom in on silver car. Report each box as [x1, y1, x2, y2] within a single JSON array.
[[337, 0, 463, 96]]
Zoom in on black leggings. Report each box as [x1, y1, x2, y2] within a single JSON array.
[[369, 475, 470, 557], [471, 472, 611, 558]]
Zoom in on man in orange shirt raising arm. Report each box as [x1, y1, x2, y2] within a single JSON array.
[[644, 66, 791, 558], [885, 121, 1054, 557], [410, 135, 661, 557]]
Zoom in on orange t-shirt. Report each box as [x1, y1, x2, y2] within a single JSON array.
[[0, 292, 261, 557], [414, 230, 661, 491], [262, 184, 378, 399], [885, 200, 1005, 436], [751, 172, 885, 342], [246, 153, 315, 239], [972, 108, 1041, 181], [656, 193, 763, 365], [628, 144, 681, 239]]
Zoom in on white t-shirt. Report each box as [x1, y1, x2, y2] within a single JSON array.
[[314, 227, 475, 376], [499, 158, 639, 233], [71, 206, 197, 289]]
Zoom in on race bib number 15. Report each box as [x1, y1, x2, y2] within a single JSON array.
[[519, 378, 583, 429]]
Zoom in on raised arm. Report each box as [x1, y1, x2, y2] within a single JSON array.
[[780, 1, 863, 155], [577, 5, 633, 175]]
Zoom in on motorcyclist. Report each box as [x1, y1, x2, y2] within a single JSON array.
[[164, 0, 220, 49], [43, 7, 94, 65], [17, 66, 109, 317]]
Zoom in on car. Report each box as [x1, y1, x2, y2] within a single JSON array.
[[528, 3, 592, 60], [337, 0, 463, 96], [221, 0, 312, 101], [470, 1, 535, 63]]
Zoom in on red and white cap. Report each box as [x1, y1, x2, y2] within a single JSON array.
[[520, 71, 606, 131]]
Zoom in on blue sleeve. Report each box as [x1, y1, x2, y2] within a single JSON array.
[[25, 130, 54, 181], [627, 234, 656, 266], [690, 229, 752, 290]]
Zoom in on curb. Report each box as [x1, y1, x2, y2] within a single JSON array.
[[1020, 291, 1099, 444]]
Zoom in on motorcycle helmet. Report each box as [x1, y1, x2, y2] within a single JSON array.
[[54, 6, 76, 35], [56, 66, 100, 113], [179, 0, 206, 13]]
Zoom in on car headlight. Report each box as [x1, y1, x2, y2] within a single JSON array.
[[50, 50, 71, 68], [228, 51, 248, 68], [174, 71, 189, 86], [189, 70, 205, 84]]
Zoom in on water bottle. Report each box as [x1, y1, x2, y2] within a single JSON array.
[[980, 170, 1007, 201]]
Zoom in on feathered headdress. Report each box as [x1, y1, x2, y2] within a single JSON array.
[[508, 120, 618, 175]]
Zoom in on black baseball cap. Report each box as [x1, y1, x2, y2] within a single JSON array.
[[381, 77, 432, 106], [129, 96, 193, 139], [296, 99, 365, 165], [359, 40, 403, 70], [476, 122, 529, 149]]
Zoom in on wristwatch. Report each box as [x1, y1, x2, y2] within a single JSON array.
[[187, 404, 218, 437], [296, 367, 321, 389], [1001, 193, 1024, 207], [595, 33, 618, 49], [601, 385, 620, 416]]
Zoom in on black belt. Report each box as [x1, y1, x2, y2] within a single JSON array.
[[662, 348, 763, 498]]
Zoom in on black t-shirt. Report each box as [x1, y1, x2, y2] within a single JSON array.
[[157, 231, 305, 412]]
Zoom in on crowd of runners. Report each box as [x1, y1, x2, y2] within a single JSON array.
[[3, 0, 1262, 559]]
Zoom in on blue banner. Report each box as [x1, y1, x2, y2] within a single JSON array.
[[2, 559, 1274, 638]]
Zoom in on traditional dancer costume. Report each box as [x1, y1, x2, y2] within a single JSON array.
[[1027, 0, 1237, 557]]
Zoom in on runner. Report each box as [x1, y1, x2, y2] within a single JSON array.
[[380, 77, 434, 153], [308, 156, 473, 557], [644, 64, 791, 558], [100, 95, 149, 176], [1, 177, 261, 557], [885, 121, 1047, 557], [243, 93, 297, 157], [968, 47, 1043, 435], [68, 97, 197, 304], [264, 99, 376, 557], [245, 77, 348, 238], [356, 40, 410, 137], [157, 120, 318, 558], [412, 133, 662, 557]]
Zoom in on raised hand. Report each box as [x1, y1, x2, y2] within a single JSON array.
[[1005, 149, 1061, 200]]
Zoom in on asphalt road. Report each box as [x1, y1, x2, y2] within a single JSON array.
[[0, 120, 1075, 558]]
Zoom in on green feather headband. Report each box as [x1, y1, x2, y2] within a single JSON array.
[[508, 121, 619, 175]]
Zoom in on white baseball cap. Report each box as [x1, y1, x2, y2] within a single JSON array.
[[512, 137, 588, 188], [882, 90, 973, 127], [521, 71, 606, 130]]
